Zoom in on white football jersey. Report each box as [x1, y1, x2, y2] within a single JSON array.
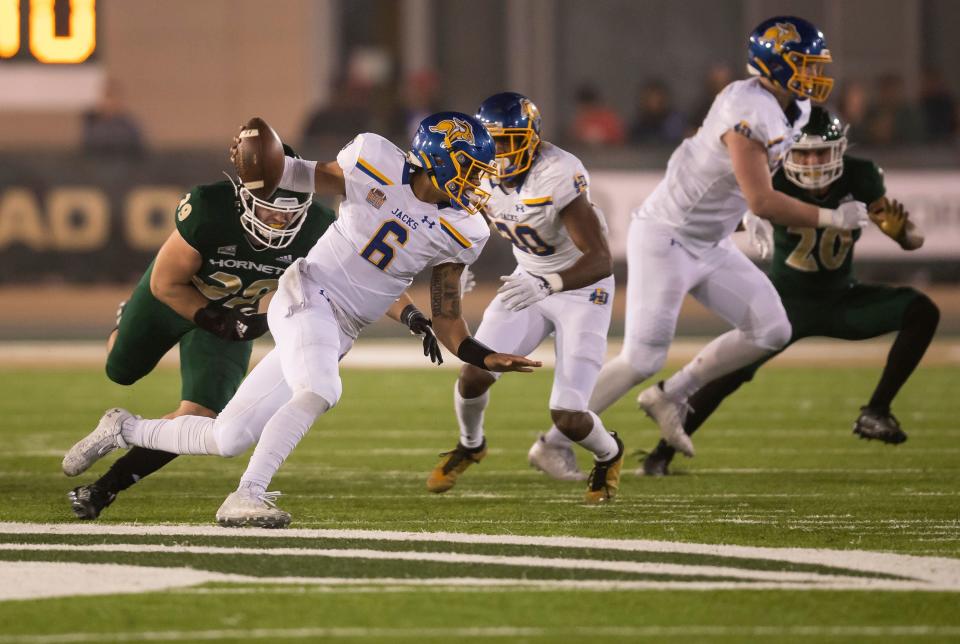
[[636, 78, 810, 254], [303, 133, 489, 331], [482, 142, 604, 274]]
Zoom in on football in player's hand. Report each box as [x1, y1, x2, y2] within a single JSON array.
[[232, 116, 285, 199]]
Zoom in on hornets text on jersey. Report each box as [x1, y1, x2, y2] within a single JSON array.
[[175, 181, 336, 313]]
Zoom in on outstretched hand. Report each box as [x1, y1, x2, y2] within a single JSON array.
[[482, 353, 542, 373]]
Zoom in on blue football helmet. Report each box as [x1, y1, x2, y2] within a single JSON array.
[[476, 92, 542, 179], [409, 111, 497, 213], [747, 16, 833, 102]]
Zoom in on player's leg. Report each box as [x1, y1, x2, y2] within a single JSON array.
[[590, 219, 695, 418], [67, 278, 191, 517], [829, 285, 939, 443], [543, 280, 624, 502], [642, 359, 765, 476], [103, 274, 192, 387], [428, 296, 551, 493], [645, 242, 790, 455], [217, 289, 353, 527], [75, 331, 254, 519]]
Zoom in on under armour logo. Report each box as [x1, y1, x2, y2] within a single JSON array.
[[515, 204, 525, 212], [421, 216, 436, 229]]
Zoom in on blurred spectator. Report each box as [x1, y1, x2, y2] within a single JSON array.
[[919, 67, 957, 142], [301, 76, 374, 153], [837, 80, 869, 134], [393, 70, 440, 141], [690, 63, 733, 127], [568, 84, 625, 146], [628, 79, 686, 145], [82, 79, 145, 157], [864, 73, 923, 146]]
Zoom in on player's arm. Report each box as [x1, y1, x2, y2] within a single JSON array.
[[724, 130, 862, 230], [429, 262, 541, 373], [385, 293, 444, 365], [555, 194, 613, 290], [151, 229, 269, 342], [868, 196, 924, 251], [149, 230, 206, 321]]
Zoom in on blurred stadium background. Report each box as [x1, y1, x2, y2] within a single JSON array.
[[1, 0, 958, 342]]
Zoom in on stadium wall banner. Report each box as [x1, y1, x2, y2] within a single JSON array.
[[0, 158, 958, 284]]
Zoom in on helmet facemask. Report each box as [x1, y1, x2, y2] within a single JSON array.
[[486, 125, 541, 180], [238, 186, 312, 249], [418, 148, 497, 214], [783, 50, 834, 102], [784, 129, 847, 189]]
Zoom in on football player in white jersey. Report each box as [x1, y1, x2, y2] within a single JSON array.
[[63, 112, 541, 528], [426, 92, 621, 504], [583, 16, 868, 460]]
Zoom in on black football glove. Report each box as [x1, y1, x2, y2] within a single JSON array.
[[400, 304, 443, 365], [193, 302, 269, 341]]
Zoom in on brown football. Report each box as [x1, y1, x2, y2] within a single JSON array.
[[233, 116, 285, 199]]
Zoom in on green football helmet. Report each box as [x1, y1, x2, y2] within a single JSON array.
[[237, 143, 313, 249], [784, 106, 848, 190]]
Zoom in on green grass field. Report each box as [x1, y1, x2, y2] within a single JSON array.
[[0, 363, 958, 643]]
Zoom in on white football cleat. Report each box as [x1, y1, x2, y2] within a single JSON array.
[[216, 489, 291, 529], [528, 434, 587, 481], [637, 383, 695, 458], [62, 408, 132, 477]]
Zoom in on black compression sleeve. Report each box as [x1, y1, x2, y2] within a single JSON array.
[[457, 337, 495, 370]]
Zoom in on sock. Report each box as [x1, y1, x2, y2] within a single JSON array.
[[98, 448, 178, 492], [121, 415, 218, 455], [869, 295, 939, 411], [588, 354, 649, 413], [454, 383, 488, 449], [239, 391, 330, 490], [543, 425, 573, 447], [663, 330, 774, 401], [576, 411, 619, 462], [238, 480, 266, 496]]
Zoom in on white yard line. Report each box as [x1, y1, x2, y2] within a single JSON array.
[[1, 624, 959, 643], [2, 522, 960, 591], [0, 542, 906, 587]]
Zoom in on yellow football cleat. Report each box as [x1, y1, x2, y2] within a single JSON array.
[[584, 432, 624, 504], [426, 440, 487, 493]]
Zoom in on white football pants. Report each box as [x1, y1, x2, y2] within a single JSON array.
[[590, 217, 789, 412], [476, 273, 614, 411]]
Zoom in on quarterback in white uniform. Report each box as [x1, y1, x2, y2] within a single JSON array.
[[586, 16, 866, 459], [426, 93, 622, 504], [63, 112, 540, 527]]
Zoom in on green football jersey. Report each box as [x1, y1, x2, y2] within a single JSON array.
[[769, 155, 885, 293], [174, 181, 336, 312]]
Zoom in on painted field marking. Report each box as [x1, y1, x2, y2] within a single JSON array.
[[2, 624, 960, 644], [2, 523, 959, 594]]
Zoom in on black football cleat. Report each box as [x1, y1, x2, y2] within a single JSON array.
[[638, 441, 675, 476], [853, 406, 908, 445], [68, 483, 117, 520]]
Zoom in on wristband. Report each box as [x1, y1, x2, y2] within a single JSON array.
[[542, 272, 563, 293], [457, 337, 495, 370], [816, 208, 834, 228], [280, 156, 318, 193]]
